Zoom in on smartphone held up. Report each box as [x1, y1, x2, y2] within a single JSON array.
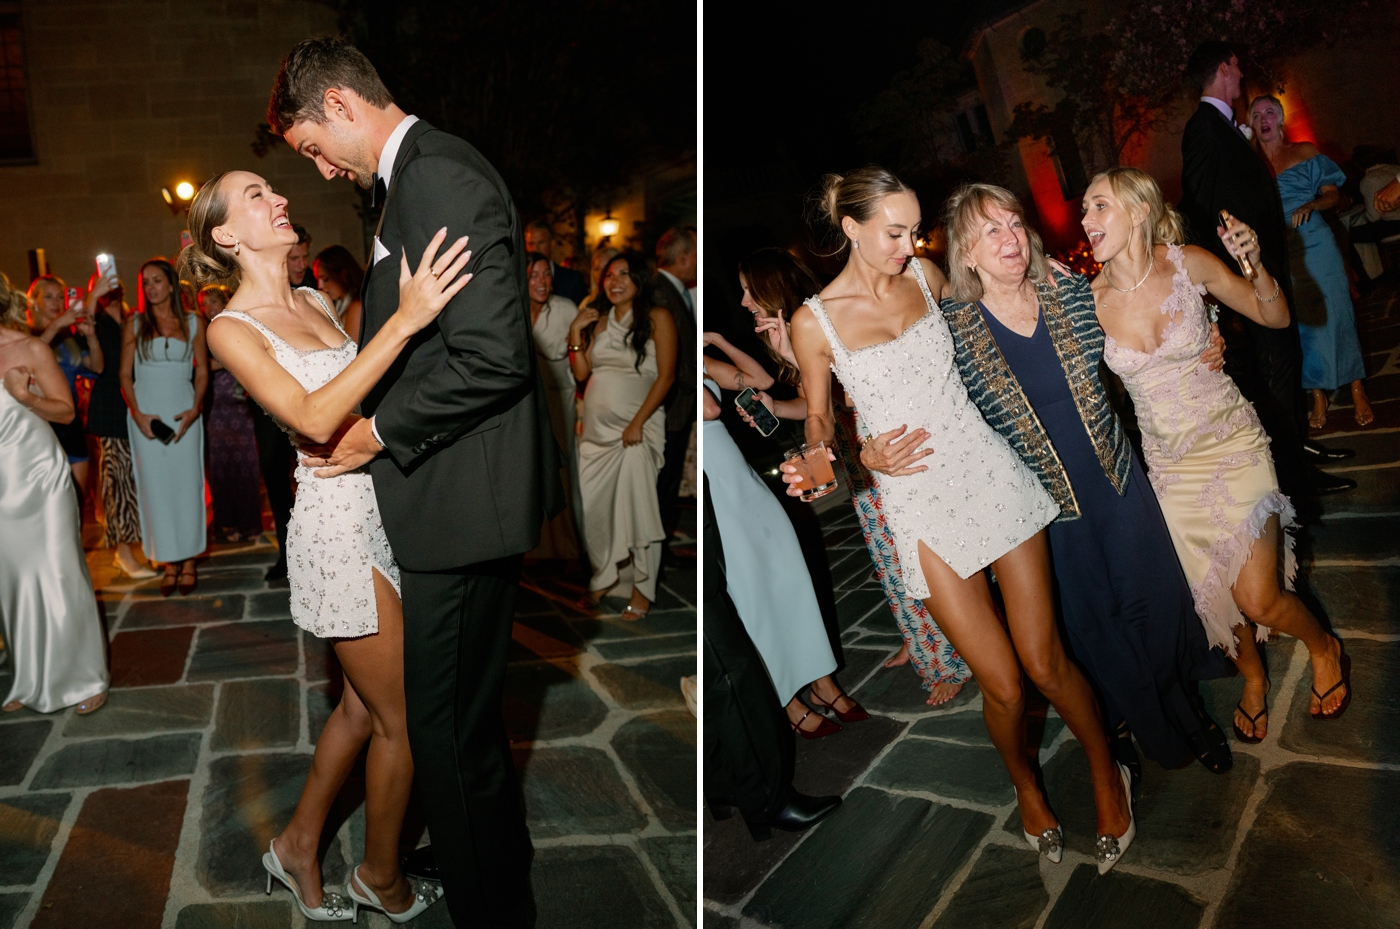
[[735, 387, 780, 436]]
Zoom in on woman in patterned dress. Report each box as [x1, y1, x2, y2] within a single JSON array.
[[1084, 167, 1351, 743], [189, 170, 470, 921]]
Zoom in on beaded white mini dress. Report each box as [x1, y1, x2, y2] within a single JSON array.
[[220, 289, 399, 638], [804, 259, 1058, 598]]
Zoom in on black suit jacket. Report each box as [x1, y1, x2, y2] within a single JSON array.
[[1179, 102, 1290, 290], [652, 272, 695, 432], [551, 263, 587, 306], [360, 119, 563, 571]]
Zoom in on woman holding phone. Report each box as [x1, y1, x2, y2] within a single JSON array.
[[121, 258, 209, 596]]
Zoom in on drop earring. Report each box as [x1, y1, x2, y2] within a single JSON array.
[[852, 239, 860, 250], [234, 241, 240, 256]]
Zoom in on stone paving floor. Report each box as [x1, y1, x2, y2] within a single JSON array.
[[703, 280, 1400, 929], [0, 517, 696, 928]]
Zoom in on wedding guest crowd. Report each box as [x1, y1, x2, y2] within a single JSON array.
[[0, 209, 696, 726], [706, 40, 1360, 860]]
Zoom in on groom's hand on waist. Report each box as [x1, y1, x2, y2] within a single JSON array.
[[298, 414, 383, 478]]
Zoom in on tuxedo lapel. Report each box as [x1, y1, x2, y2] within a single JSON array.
[[361, 120, 436, 343], [1202, 103, 1252, 152]]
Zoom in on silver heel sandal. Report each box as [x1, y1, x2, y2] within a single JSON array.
[[262, 839, 351, 921], [346, 864, 443, 924]]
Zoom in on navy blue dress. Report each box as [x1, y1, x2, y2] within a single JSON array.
[[982, 305, 1226, 767]]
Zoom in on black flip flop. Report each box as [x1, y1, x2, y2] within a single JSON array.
[[1232, 701, 1267, 744], [1311, 642, 1352, 721]]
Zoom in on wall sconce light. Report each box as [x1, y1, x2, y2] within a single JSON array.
[[161, 181, 198, 215], [599, 214, 620, 237]]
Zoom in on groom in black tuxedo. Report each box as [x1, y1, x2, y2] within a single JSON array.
[[1179, 41, 1354, 500], [270, 37, 561, 927]]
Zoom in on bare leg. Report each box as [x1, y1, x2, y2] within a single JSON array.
[[1230, 627, 1269, 739], [274, 569, 417, 912], [1309, 389, 1328, 430], [993, 534, 1130, 839], [70, 460, 89, 498], [914, 540, 1055, 836], [1352, 380, 1374, 426], [1231, 516, 1345, 715]]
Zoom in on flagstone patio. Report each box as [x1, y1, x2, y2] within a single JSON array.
[[703, 282, 1400, 929], [0, 526, 696, 928]]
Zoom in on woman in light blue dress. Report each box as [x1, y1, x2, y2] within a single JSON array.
[[1250, 96, 1373, 428], [702, 378, 868, 739], [120, 258, 208, 594]]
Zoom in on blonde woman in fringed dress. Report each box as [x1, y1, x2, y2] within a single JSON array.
[[1084, 167, 1351, 745]]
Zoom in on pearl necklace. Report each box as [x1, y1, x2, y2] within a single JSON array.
[[1107, 255, 1154, 293]]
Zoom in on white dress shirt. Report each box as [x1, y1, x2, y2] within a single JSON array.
[[1201, 96, 1235, 123], [370, 114, 420, 266]]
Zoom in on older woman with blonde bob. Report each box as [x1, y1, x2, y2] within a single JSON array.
[[787, 166, 1134, 873], [1083, 166, 1351, 744], [935, 182, 1234, 790]]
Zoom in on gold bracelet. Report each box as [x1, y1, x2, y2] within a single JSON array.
[[568, 343, 584, 352], [857, 433, 874, 448], [1254, 278, 1281, 303]]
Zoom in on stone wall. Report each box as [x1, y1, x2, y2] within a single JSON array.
[[0, 0, 365, 291]]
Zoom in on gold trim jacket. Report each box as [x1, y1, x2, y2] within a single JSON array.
[[940, 274, 1130, 521]]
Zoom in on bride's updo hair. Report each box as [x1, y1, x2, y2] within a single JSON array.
[[813, 166, 912, 257], [1090, 167, 1186, 254], [944, 183, 1049, 304], [178, 172, 241, 290]]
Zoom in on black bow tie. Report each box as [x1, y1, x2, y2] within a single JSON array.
[[371, 173, 387, 208]]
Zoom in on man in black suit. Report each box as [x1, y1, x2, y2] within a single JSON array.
[[271, 37, 561, 927], [523, 220, 587, 305], [652, 225, 697, 557], [1179, 41, 1354, 500]]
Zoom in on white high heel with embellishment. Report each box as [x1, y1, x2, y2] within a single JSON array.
[[1023, 823, 1064, 863], [1095, 761, 1137, 875], [346, 864, 443, 924], [262, 839, 352, 921], [1015, 782, 1063, 863]]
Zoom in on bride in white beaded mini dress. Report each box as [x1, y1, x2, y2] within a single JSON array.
[[184, 170, 472, 923]]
